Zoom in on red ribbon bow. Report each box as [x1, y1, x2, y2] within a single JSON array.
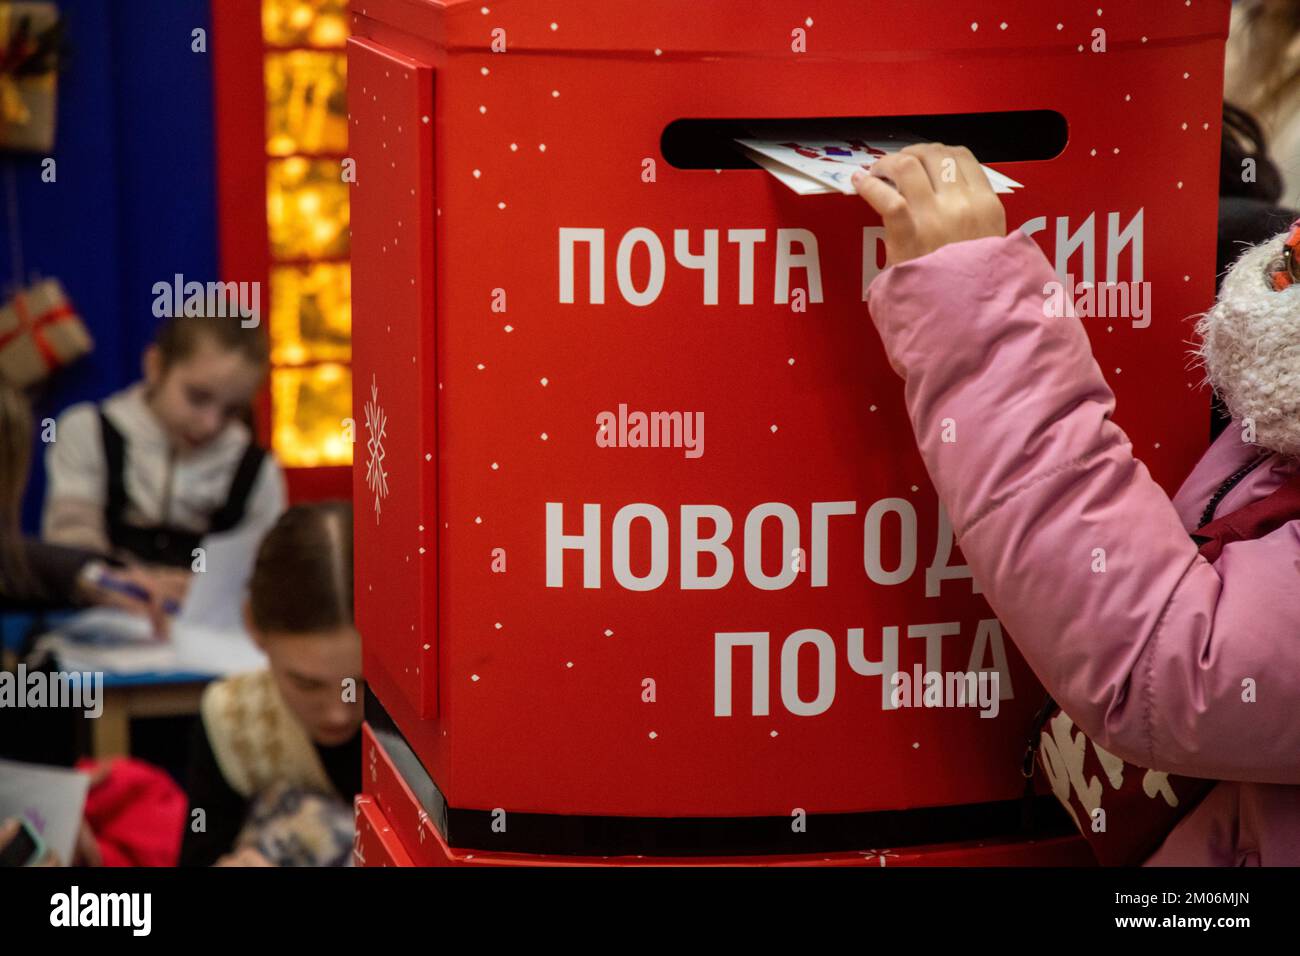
[[0, 285, 77, 370]]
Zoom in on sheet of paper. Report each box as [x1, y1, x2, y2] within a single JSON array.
[[40, 609, 267, 676], [177, 522, 264, 632], [736, 127, 1023, 196], [170, 624, 267, 674], [34, 518, 270, 676], [0, 758, 90, 864], [735, 144, 835, 195]]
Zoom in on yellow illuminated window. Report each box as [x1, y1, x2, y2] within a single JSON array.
[[270, 262, 351, 366], [267, 157, 350, 261], [262, 0, 352, 469], [265, 52, 347, 157], [272, 364, 353, 468], [263, 0, 348, 47]]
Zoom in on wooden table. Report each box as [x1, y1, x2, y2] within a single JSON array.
[[92, 675, 211, 759], [2, 609, 216, 759]]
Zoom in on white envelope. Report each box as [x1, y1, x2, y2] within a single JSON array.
[[737, 127, 1023, 196]]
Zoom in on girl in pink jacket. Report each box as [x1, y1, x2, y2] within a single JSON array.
[[854, 145, 1300, 866]]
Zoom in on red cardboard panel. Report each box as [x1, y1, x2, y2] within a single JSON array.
[[354, 796, 415, 867], [349, 38, 440, 722], [362, 722, 445, 867]]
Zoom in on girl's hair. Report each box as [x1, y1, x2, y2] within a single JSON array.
[[1230, 2, 1300, 144], [154, 315, 270, 371], [248, 501, 354, 634], [0, 384, 36, 594], [1221, 102, 1285, 203]]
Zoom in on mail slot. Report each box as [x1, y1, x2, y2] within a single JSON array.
[[347, 0, 1230, 865]]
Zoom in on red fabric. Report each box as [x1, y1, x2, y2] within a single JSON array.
[[1194, 470, 1300, 564], [75, 757, 187, 868]]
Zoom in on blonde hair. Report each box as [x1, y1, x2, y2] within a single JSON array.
[[1231, 1, 1300, 124]]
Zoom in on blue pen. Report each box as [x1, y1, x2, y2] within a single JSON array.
[[90, 569, 182, 615]]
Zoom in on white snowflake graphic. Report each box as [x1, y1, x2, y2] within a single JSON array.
[[364, 374, 389, 524], [860, 848, 898, 867]]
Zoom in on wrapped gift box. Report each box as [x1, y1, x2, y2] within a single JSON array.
[[0, 277, 91, 387]]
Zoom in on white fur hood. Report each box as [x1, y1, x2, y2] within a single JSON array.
[[1195, 226, 1300, 459]]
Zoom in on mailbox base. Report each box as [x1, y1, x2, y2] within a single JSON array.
[[358, 721, 1094, 868]]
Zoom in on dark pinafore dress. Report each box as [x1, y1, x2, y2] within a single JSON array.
[[98, 410, 267, 568]]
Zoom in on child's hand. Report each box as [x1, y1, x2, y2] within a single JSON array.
[[851, 143, 1007, 268], [78, 562, 178, 639], [215, 847, 274, 867], [147, 566, 193, 610]]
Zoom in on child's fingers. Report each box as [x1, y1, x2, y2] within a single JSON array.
[[146, 567, 192, 605], [870, 152, 937, 209], [952, 146, 995, 198], [147, 601, 171, 640], [852, 168, 907, 220], [901, 143, 967, 192]]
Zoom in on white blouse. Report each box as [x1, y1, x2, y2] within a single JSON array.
[[42, 382, 286, 542]]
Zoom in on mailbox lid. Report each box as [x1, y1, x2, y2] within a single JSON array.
[[422, 0, 1229, 57]]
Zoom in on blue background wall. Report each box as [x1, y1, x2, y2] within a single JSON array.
[[8, 0, 218, 531]]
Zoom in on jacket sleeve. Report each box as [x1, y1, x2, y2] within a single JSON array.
[[866, 229, 1300, 785], [17, 538, 96, 605]]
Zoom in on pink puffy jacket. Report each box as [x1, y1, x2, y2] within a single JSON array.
[[868, 230, 1300, 866]]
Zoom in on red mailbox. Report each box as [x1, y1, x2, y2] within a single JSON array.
[[348, 0, 1230, 865]]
